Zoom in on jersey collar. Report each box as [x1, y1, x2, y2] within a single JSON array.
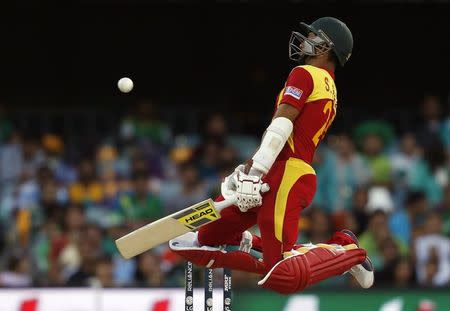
[[321, 67, 335, 80], [311, 64, 335, 80]]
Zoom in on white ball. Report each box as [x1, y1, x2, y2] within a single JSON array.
[[117, 77, 133, 93]]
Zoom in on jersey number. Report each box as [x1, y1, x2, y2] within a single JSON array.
[[312, 100, 335, 146]]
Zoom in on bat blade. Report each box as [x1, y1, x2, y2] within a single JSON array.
[[115, 199, 220, 259]]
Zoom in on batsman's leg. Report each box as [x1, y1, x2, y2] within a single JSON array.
[[254, 158, 368, 293], [258, 243, 367, 294], [170, 195, 267, 274], [257, 159, 317, 269], [197, 195, 258, 247]]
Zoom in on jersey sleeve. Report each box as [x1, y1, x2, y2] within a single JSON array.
[[280, 67, 314, 112]]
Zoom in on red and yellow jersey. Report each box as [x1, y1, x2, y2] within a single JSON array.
[[276, 65, 337, 164]]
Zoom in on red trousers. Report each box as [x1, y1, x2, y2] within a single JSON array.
[[198, 157, 317, 269]]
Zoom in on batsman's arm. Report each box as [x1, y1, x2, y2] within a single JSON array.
[[247, 67, 312, 175], [244, 103, 300, 174], [247, 104, 299, 175], [273, 103, 300, 122]]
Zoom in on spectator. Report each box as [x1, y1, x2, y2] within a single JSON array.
[[332, 134, 370, 210], [32, 220, 60, 283], [300, 208, 331, 244], [354, 121, 394, 185], [65, 224, 104, 287], [17, 166, 66, 224], [202, 113, 227, 145], [0, 131, 22, 186], [359, 210, 407, 270], [92, 256, 115, 288], [12, 166, 55, 216], [84, 224, 105, 254], [379, 236, 401, 267], [50, 205, 86, 279], [332, 209, 360, 235], [120, 100, 170, 145], [365, 186, 395, 214], [69, 159, 104, 206], [161, 162, 208, 214], [441, 115, 450, 149], [312, 146, 338, 211], [39, 174, 67, 221], [134, 251, 165, 287], [115, 170, 163, 226], [409, 142, 446, 205], [0, 221, 4, 254], [392, 257, 415, 288], [21, 135, 46, 178], [422, 247, 440, 287], [110, 223, 137, 286], [0, 254, 32, 287], [390, 191, 428, 245], [437, 185, 450, 235], [208, 146, 239, 198], [391, 133, 422, 182], [96, 144, 120, 204], [416, 95, 444, 150], [390, 133, 421, 204], [196, 140, 223, 182], [194, 114, 232, 181], [415, 212, 450, 287], [65, 240, 99, 287], [42, 133, 77, 185], [129, 153, 151, 177], [351, 187, 369, 235], [375, 237, 402, 285]]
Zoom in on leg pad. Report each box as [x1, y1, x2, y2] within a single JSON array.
[[258, 245, 366, 294]]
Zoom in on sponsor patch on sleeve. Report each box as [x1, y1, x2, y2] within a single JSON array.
[[284, 86, 303, 100]]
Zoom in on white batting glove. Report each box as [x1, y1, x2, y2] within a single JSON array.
[[221, 165, 243, 201], [233, 169, 270, 212], [221, 165, 270, 212]]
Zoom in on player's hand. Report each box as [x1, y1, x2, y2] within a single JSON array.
[[221, 165, 269, 212], [232, 168, 270, 212], [220, 165, 244, 202]]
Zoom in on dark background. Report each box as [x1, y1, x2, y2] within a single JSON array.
[[1, 1, 449, 134]]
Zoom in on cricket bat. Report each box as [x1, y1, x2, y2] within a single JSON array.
[[115, 198, 235, 259]]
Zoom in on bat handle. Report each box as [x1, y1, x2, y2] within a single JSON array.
[[214, 198, 236, 212]]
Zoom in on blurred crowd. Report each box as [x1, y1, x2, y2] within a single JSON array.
[[0, 95, 449, 289]]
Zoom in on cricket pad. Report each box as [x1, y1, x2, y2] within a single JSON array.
[[258, 246, 366, 294], [172, 248, 267, 275]]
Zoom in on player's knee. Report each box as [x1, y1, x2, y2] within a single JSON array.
[[262, 250, 284, 269], [263, 258, 277, 270], [197, 227, 233, 246]]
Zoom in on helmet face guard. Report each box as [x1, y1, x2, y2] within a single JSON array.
[[289, 24, 334, 62]]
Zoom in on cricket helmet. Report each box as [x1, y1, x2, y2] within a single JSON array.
[[289, 17, 353, 66]]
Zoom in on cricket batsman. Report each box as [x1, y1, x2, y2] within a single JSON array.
[[170, 17, 374, 294]]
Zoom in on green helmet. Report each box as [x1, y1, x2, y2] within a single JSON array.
[[289, 17, 353, 66]]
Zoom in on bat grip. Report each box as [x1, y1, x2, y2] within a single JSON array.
[[214, 197, 236, 212]]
